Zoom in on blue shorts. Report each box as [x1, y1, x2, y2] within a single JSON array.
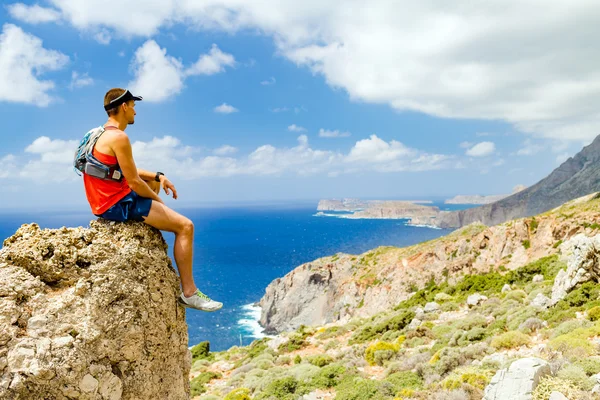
[[96, 191, 153, 222]]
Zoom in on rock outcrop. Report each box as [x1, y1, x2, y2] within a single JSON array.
[[483, 357, 551, 400], [550, 233, 600, 306], [0, 220, 191, 400]]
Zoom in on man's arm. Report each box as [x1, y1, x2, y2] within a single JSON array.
[[137, 168, 158, 181], [137, 168, 178, 199], [112, 134, 163, 203]]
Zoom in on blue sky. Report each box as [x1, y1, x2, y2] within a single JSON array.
[[1, 1, 597, 211]]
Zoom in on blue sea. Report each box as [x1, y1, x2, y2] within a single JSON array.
[[0, 201, 471, 351]]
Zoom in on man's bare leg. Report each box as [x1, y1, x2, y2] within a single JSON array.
[[142, 200, 197, 297], [143, 179, 160, 194]]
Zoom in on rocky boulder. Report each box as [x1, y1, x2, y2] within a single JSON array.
[[483, 357, 550, 400], [467, 293, 488, 307], [550, 234, 600, 306], [0, 221, 191, 400]]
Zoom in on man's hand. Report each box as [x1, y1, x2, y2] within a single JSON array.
[[160, 176, 178, 199]]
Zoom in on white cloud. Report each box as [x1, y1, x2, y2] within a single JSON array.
[[459, 141, 473, 149], [69, 71, 94, 90], [128, 41, 235, 102], [94, 29, 111, 45], [319, 129, 351, 138], [0, 24, 69, 106], [128, 40, 184, 102], [214, 145, 237, 156], [345, 135, 451, 172], [346, 135, 413, 163], [18, 136, 79, 182], [261, 77, 276, 85], [185, 44, 235, 76], [26, 1, 600, 141], [288, 124, 306, 132], [515, 139, 544, 156], [7, 3, 61, 24], [0, 154, 17, 179], [466, 142, 495, 157], [270, 107, 289, 113], [214, 103, 238, 114], [9, 132, 457, 182], [25, 136, 78, 163]]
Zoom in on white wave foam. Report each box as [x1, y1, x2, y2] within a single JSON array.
[[313, 212, 354, 219], [238, 303, 272, 339], [405, 223, 442, 230]]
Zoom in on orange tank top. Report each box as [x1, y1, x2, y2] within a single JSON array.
[[83, 148, 131, 215]]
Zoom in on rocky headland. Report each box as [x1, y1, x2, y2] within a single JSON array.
[[316, 201, 439, 221], [0, 220, 191, 400], [317, 199, 433, 213]]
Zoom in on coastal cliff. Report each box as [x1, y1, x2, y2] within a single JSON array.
[[260, 193, 600, 334], [0, 220, 191, 399]]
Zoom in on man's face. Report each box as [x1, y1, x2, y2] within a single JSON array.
[[123, 100, 136, 125]]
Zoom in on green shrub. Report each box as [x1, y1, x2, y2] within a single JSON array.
[[551, 319, 592, 338], [317, 325, 349, 339], [310, 364, 347, 388], [365, 341, 398, 366], [275, 355, 291, 366], [191, 341, 211, 362], [224, 388, 251, 400], [307, 354, 333, 367], [588, 306, 600, 321], [490, 331, 531, 349], [294, 355, 302, 364], [549, 329, 597, 359], [190, 371, 222, 396], [247, 338, 269, 359], [532, 376, 580, 400], [504, 290, 527, 303], [385, 371, 423, 390], [335, 375, 395, 400], [350, 311, 415, 343], [522, 240, 531, 249], [255, 376, 307, 400], [279, 332, 308, 353], [557, 364, 594, 391], [574, 358, 600, 376]]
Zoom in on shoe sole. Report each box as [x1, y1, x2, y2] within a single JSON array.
[[177, 298, 223, 312]]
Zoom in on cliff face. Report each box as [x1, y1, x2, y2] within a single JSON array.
[[0, 220, 191, 400], [259, 193, 600, 334], [436, 135, 600, 228]]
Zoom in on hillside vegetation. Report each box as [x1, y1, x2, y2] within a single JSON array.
[[189, 194, 600, 400]]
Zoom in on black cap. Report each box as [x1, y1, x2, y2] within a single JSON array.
[[104, 90, 143, 111]]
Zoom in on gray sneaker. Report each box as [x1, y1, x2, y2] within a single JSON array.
[[178, 289, 223, 312]]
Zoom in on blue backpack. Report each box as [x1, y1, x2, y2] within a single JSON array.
[[73, 126, 123, 181]]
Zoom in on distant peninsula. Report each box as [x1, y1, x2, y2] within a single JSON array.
[[317, 198, 432, 212], [316, 199, 438, 221]]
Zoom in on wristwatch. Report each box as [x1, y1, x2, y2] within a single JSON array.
[[155, 171, 164, 182]]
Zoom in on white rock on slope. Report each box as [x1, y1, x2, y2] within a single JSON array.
[[483, 357, 550, 400]]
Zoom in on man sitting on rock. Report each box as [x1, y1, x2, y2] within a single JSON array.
[[79, 88, 222, 312]]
